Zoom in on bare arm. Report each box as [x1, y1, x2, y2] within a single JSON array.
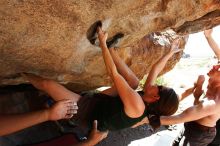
[[0, 110, 48, 136], [204, 29, 220, 61], [160, 100, 216, 125], [101, 48, 139, 97], [74, 120, 108, 146], [178, 86, 195, 101], [98, 27, 145, 118], [193, 75, 205, 105], [176, 75, 204, 103], [0, 100, 76, 136], [144, 39, 181, 90]]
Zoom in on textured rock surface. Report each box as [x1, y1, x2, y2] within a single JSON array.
[[0, 0, 220, 90]]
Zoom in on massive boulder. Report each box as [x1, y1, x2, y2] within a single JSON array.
[[0, 0, 220, 91]]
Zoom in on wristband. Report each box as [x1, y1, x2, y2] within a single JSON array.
[[147, 114, 161, 130]]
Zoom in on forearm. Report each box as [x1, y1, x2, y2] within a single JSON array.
[[179, 86, 195, 101], [145, 52, 173, 87], [160, 109, 192, 125], [194, 99, 200, 105], [0, 110, 48, 136], [160, 102, 214, 126], [100, 43, 118, 78], [153, 52, 173, 73], [205, 36, 220, 59], [160, 115, 183, 125], [109, 48, 139, 89]]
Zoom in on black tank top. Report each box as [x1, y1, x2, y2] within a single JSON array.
[[89, 92, 148, 131]]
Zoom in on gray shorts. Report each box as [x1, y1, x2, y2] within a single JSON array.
[[172, 121, 216, 146]]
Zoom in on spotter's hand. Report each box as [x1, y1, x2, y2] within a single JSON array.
[[47, 99, 78, 121]]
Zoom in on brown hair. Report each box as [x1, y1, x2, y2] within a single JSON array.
[[147, 86, 179, 116]]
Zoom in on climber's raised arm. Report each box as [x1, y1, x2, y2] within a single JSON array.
[[97, 27, 145, 118], [144, 39, 182, 91]]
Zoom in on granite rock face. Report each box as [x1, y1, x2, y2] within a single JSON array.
[[0, 0, 220, 91]]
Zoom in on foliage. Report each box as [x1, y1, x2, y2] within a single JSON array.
[[138, 75, 168, 89]]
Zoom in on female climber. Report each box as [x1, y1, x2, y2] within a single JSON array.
[[23, 26, 183, 134]]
